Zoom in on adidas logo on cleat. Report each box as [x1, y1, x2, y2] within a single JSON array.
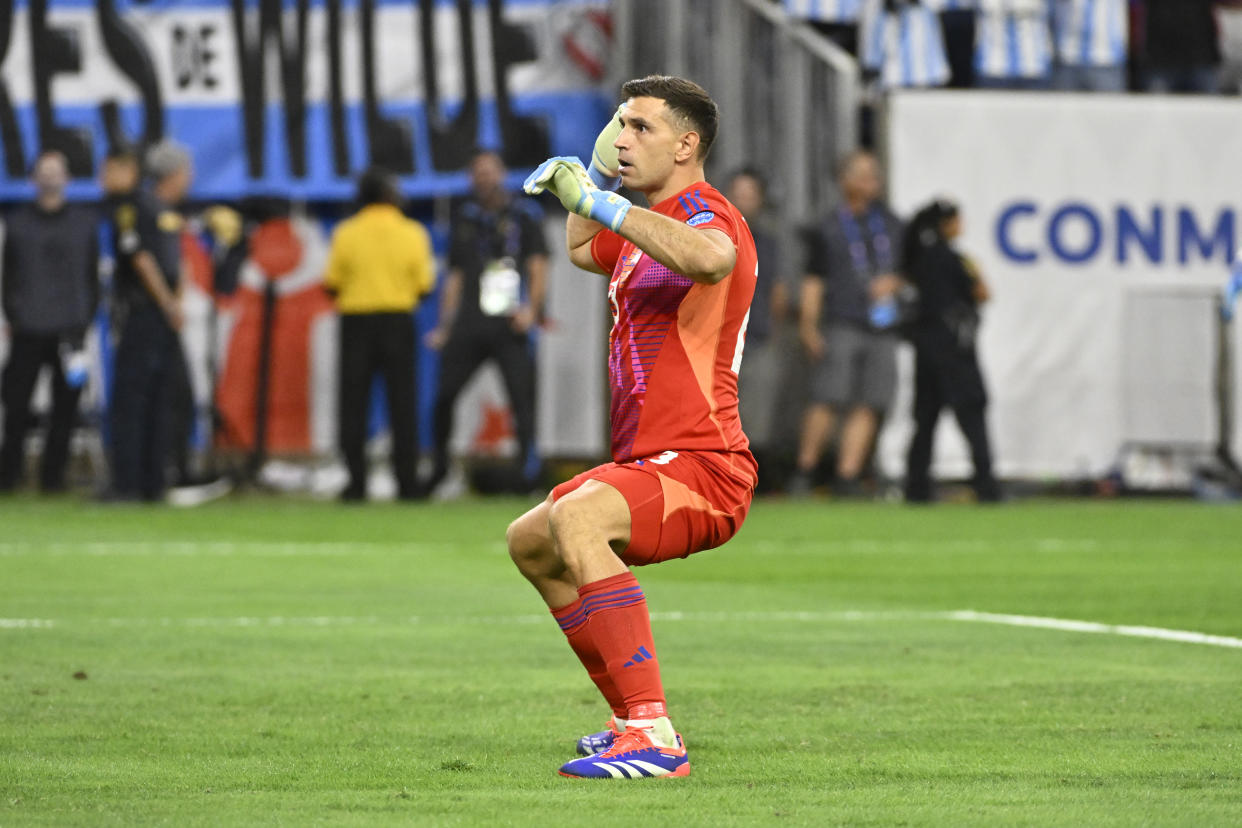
[[558, 726, 689, 779]]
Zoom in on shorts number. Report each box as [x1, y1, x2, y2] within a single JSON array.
[[650, 451, 679, 465]]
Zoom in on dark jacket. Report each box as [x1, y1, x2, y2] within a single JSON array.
[[2, 202, 99, 336]]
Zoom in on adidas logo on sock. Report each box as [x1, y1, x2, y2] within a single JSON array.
[[622, 645, 653, 667]]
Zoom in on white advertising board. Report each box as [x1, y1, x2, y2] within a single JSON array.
[[883, 90, 1242, 479]]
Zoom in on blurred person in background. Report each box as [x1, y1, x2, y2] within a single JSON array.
[[100, 146, 140, 205], [901, 199, 1000, 503], [425, 149, 548, 495], [974, 0, 1054, 89], [1219, 0, 1242, 94], [924, 0, 979, 88], [783, 0, 864, 53], [1051, 0, 1129, 91], [1140, 0, 1220, 94], [728, 168, 790, 491], [105, 140, 192, 502], [324, 167, 434, 502], [0, 150, 99, 493], [791, 150, 903, 497]]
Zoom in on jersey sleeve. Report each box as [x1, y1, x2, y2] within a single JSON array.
[[675, 188, 739, 245], [520, 205, 549, 258], [447, 208, 471, 272], [799, 225, 828, 279], [590, 228, 624, 274]]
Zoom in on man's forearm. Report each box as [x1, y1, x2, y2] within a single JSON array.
[[566, 213, 603, 252], [133, 251, 177, 311], [438, 270, 463, 329], [615, 207, 734, 285], [799, 277, 822, 333], [526, 255, 548, 314]]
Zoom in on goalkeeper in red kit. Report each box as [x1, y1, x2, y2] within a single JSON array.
[[510, 75, 758, 779]]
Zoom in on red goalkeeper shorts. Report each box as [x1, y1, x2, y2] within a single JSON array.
[[551, 449, 757, 566]]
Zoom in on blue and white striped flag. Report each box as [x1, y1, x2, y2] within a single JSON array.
[[975, 0, 1053, 79], [861, 0, 951, 89], [1053, 0, 1128, 67], [784, 0, 865, 23], [922, 0, 977, 11]]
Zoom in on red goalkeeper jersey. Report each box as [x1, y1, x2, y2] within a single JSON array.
[[589, 181, 758, 472]]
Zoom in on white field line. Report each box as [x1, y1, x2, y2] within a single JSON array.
[[946, 610, 1242, 649], [2, 609, 1240, 649]]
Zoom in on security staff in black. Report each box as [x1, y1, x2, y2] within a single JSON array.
[[425, 150, 548, 493], [0, 150, 99, 492], [901, 199, 1001, 504], [108, 141, 193, 501]]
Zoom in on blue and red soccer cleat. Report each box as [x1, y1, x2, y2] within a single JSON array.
[[559, 727, 690, 779], [575, 719, 623, 756]]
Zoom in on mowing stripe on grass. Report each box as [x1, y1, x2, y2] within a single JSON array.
[[4, 610, 1241, 649], [0, 541, 469, 556]]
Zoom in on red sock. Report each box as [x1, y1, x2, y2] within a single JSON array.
[[551, 598, 627, 719], [578, 571, 667, 721]]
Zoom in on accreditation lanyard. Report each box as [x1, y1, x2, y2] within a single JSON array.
[[837, 205, 893, 282], [475, 206, 524, 264], [475, 205, 526, 316]]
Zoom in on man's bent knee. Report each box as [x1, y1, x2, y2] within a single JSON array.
[[506, 500, 558, 573], [546, 481, 631, 579]]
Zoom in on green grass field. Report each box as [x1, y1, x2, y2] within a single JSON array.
[[2, 496, 1241, 826]]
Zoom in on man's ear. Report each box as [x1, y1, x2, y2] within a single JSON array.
[[675, 131, 701, 164]]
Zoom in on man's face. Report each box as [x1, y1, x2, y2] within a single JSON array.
[[470, 153, 506, 200], [101, 157, 138, 195], [164, 164, 194, 203], [32, 153, 68, 198], [615, 96, 685, 194], [841, 154, 882, 205], [728, 175, 764, 218]]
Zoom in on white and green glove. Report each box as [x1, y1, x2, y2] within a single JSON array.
[[523, 156, 631, 232], [587, 104, 626, 191]]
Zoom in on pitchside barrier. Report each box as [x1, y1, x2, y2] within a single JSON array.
[[880, 90, 1242, 484]]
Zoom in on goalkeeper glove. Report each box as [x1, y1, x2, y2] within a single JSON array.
[[587, 104, 626, 191], [523, 156, 631, 233]]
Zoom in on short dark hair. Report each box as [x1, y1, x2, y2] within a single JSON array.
[[105, 145, 139, 164], [620, 75, 719, 162], [468, 147, 504, 167], [356, 166, 400, 207]]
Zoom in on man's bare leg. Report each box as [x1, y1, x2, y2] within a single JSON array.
[[506, 496, 579, 608], [511, 480, 677, 752], [837, 405, 878, 482]]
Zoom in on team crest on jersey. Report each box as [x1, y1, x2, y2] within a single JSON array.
[[686, 211, 715, 227]]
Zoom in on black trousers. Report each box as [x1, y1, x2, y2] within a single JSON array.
[[110, 305, 182, 500], [905, 344, 999, 503], [338, 312, 418, 499], [431, 323, 535, 486], [0, 332, 83, 491]]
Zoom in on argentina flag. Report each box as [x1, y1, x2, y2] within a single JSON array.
[[860, 0, 951, 89], [784, 0, 866, 23], [975, 0, 1054, 79], [1053, 0, 1128, 67]]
